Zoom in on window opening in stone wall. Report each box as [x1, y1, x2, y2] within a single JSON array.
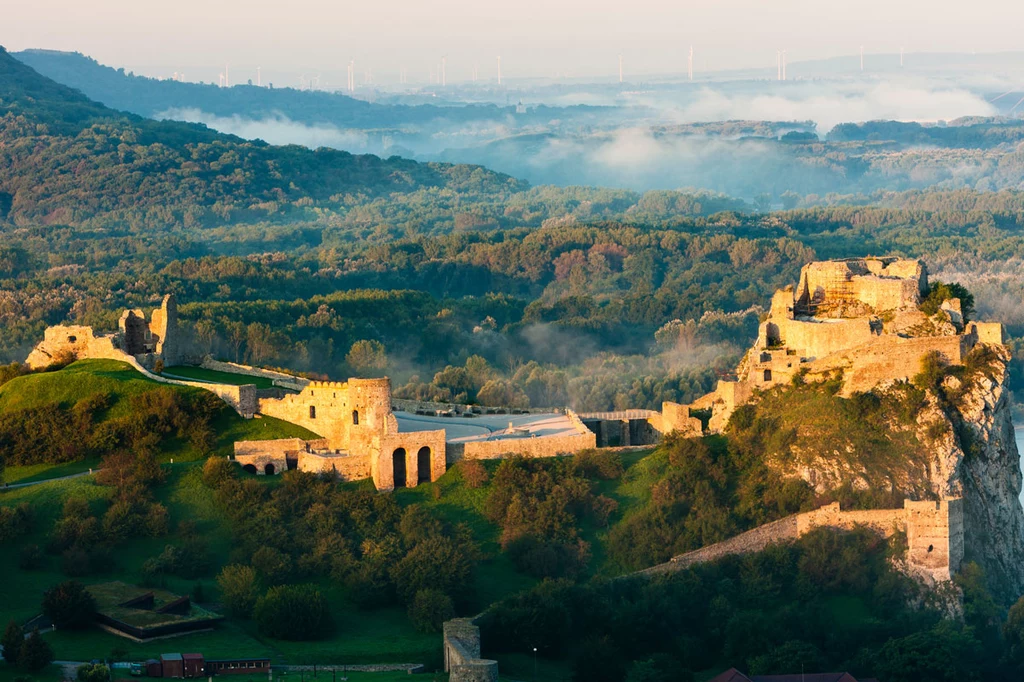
[[352, 410, 359, 425], [310, 405, 316, 419], [763, 369, 772, 382]]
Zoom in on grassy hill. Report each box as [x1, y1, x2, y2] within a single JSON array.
[[0, 436, 659, 672], [0, 45, 522, 229], [0, 360, 316, 484]]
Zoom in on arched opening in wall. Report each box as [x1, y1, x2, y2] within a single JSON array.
[[68, 335, 77, 343], [309, 405, 316, 419], [264, 463, 276, 475], [352, 410, 359, 425], [763, 369, 772, 382], [393, 448, 407, 488], [242, 464, 257, 475], [928, 544, 934, 552], [417, 447, 431, 484]]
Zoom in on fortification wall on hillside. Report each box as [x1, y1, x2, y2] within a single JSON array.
[[200, 358, 311, 391], [636, 498, 962, 582], [443, 619, 498, 682], [447, 428, 596, 463]]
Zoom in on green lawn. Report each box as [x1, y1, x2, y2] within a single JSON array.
[[0, 663, 64, 682], [163, 366, 276, 390]]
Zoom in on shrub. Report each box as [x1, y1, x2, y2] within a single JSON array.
[[572, 449, 624, 480], [41, 580, 96, 629], [390, 536, 475, 603], [77, 663, 111, 682], [250, 546, 293, 585], [216, 564, 260, 617], [408, 588, 455, 633], [625, 655, 692, 682], [18, 544, 43, 570], [203, 457, 237, 488], [457, 459, 488, 488], [0, 503, 33, 542], [254, 584, 332, 640]]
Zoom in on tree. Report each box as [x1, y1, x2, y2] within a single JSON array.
[[41, 581, 96, 629], [346, 340, 388, 376], [1, 619, 23, 666], [389, 536, 475, 603], [250, 546, 293, 585], [216, 564, 260, 617], [253, 585, 332, 640], [1004, 595, 1024, 670], [408, 589, 455, 633], [18, 629, 53, 672]]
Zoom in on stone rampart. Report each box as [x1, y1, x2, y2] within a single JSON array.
[[392, 398, 555, 415], [298, 451, 371, 480], [636, 498, 962, 582], [447, 430, 597, 463], [201, 358, 311, 391], [443, 619, 498, 682]]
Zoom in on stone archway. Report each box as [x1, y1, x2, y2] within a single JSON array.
[[393, 448, 407, 488], [264, 463, 276, 475], [417, 447, 431, 484], [242, 464, 257, 475]]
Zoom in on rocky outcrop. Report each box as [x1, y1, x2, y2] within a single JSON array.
[[938, 347, 1024, 598]]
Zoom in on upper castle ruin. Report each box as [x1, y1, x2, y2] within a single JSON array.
[[661, 257, 1006, 434]]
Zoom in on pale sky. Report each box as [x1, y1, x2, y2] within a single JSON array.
[[4, 0, 1024, 85]]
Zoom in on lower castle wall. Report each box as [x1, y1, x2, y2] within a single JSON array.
[[637, 498, 962, 581], [443, 619, 498, 682], [298, 451, 371, 480], [201, 358, 311, 391], [446, 431, 597, 463]]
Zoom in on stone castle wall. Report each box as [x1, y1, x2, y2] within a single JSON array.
[[201, 358, 311, 391], [253, 378, 446, 490], [447, 416, 596, 463], [443, 619, 498, 682], [637, 498, 963, 582], [25, 325, 123, 368]]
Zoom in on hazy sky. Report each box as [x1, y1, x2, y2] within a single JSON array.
[[5, 0, 1024, 85]]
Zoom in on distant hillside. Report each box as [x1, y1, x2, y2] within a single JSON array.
[[13, 49, 539, 128], [0, 46, 523, 229]]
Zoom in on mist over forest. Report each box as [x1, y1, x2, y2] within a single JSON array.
[[18, 48, 1024, 202]]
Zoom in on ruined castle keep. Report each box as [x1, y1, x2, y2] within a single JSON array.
[[26, 294, 185, 370]]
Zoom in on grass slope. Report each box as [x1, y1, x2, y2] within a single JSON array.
[[162, 366, 276, 390], [1, 360, 318, 483], [1, 381, 658, 670]]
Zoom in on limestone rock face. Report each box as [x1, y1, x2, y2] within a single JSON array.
[[939, 348, 1024, 597]]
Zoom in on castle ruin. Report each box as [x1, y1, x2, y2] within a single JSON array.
[[26, 294, 186, 370], [659, 257, 1006, 434]]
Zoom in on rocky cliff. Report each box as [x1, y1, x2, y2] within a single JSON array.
[[936, 346, 1024, 598]]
